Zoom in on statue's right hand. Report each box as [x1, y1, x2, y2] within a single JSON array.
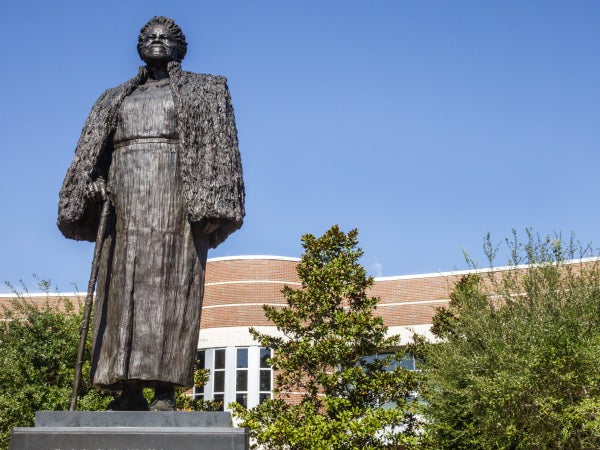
[[85, 177, 108, 203]]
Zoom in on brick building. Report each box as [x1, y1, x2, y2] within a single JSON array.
[[196, 255, 458, 410], [196, 255, 599, 410], [3, 255, 596, 411], [0, 255, 466, 410]]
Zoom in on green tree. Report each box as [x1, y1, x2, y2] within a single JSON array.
[[233, 226, 423, 449], [418, 231, 600, 449], [0, 279, 218, 449], [0, 280, 111, 450]]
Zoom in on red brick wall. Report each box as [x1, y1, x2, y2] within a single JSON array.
[[0, 257, 458, 329], [200, 257, 456, 330], [6, 258, 597, 330], [0, 295, 84, 317]]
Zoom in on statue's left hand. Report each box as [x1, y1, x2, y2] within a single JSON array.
[[85, 177, 108, 203]]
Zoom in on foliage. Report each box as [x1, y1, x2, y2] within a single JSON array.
[[175, 366, 222, 412], [233, 226, 423, 449], [0, 278, 219, 449], [0, 278, 220, 447], [0, 279, 112, 450], [418, 230, 600, 449]]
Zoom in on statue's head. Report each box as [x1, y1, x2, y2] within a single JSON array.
[[137, 16, 187, 64]]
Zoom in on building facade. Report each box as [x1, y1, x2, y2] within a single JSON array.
[[195, 255, 459, 410], [1, 255, 469, 410]]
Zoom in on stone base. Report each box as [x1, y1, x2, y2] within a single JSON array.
[[10, 411, 248, 450], [34, 410, 234, 428]]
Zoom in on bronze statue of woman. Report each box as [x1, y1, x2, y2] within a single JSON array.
[[57, 16, 244, 411]]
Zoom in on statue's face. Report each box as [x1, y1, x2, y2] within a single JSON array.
[[139, 25, 179, 65]]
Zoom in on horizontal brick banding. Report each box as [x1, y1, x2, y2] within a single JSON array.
[[370, 276, 454, 304], [200, 305, 275, 328], [201, 257, 456, 331], [6, 258, 597, 331], [1, 257, 456, 329], [203, 283, 289, 308], [0, 294, 84, 317], [205, 257, 300, 284]]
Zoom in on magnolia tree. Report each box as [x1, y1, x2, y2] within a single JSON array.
[[233, 226, 423, 449]]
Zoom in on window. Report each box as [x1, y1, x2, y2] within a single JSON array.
[[259, 347, 273, 404], [213, 348, 226, 410], [362, 351, 418, 409], [363, 352, 416, 372], [200, 346, 274, 411], [192, 350, 205, 400], [397, 354, 416, 371], [236, 348, 249, 408]]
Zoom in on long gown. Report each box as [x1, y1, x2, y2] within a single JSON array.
[[90, 78, 208, 391]]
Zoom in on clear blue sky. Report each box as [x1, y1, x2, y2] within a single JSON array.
[[1, 1, 599, 293]]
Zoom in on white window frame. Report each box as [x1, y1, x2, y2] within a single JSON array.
[[201, 346, 272, 411]]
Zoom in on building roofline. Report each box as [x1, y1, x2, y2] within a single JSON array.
[[373, 256, 600, 281], [208, 255, 301, 262], [0, 292, 83, 298], [3, 256, 597, 297], [211, 254, 600, 282]]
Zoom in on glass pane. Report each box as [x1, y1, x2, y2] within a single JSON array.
[[237, 348, 248, 368], [259, 393, 271, 404], [260, 348, 271, 368], [260, 370, 271, 391], [193, 389, 203, 400], [214, 370, 225, 392], [214, 349, 226, 369], [213, 394, 224, 411], [398, 355, 415, 371], [362, 354, 377, 365], [195, 350, 205, 369], [236, 370, 248, 391], [236, 393, 248, 408]]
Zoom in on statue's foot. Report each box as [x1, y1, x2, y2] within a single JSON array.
[[150, 384, 176, 411], [106, 395, 149, 411], [106, 381, 149, 411], [149, 395, 176, 411]]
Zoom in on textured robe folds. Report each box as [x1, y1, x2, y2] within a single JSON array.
[[58, 62, 244, 248], [57, 63, 244, 390]]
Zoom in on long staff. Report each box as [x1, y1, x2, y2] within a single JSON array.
[[69, 188, 111, 411]]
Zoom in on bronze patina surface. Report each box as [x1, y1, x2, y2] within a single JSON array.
[[58, 16, 244, 410]]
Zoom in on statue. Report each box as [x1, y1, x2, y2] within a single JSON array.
[[57, 17, 245, 411]]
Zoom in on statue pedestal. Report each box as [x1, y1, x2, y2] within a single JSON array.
[[10, 411, 248, 450]]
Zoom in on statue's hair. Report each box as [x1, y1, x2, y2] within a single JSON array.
[[137, 16, 187, 62]]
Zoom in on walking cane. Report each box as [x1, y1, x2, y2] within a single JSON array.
[[69, 184, 111, 411]]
